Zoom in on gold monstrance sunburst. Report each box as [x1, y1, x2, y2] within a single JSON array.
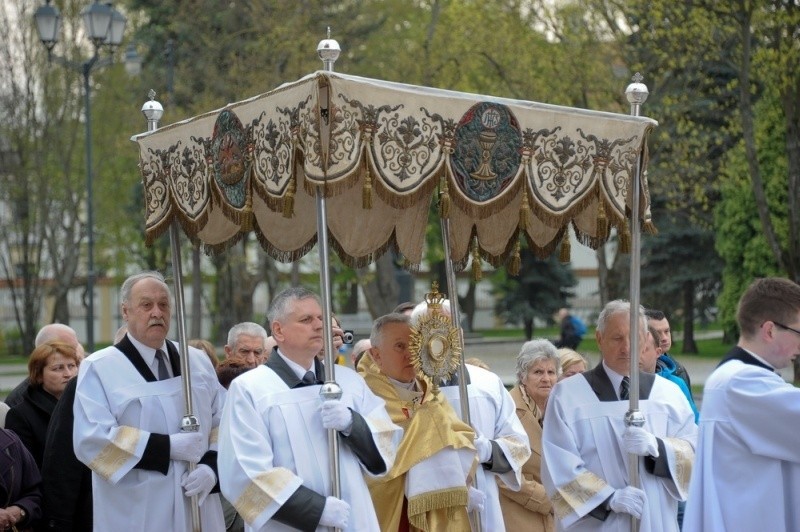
[[408, 282, 462, 397]]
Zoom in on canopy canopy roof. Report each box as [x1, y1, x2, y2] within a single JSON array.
[[133, 71, 657, 270]]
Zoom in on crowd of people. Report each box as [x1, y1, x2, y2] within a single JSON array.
[[0, 273, 798, 531]]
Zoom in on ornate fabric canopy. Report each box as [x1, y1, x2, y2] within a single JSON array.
[[133, 71, 657, 270]]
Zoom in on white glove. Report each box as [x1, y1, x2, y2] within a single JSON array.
[[169, 432, 205, 462], [181, 464, 216, 505], [319, 496, 350, 528], [622, 426, 659, 457], [467, 486, 486, 513], [474, 434, 493, 464], [608, 486, 647, 519], [319, 399, 354, 433]]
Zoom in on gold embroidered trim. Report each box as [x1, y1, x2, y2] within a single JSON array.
[[498, 434, 532, 467], [665, 437, 694, 494], [88, 426, 141, 481], [366, 414, 399, 465], [407, 487, 468, 530], [235, 467, 296, 524], [551, 470, 607, 521], [209, 427, 219, 445]]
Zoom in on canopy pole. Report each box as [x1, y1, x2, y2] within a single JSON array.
[[440, 210, 482, 532], [624, 73, 649, 532], [316, 29, 343, 532], [142, 90, 202, 532]]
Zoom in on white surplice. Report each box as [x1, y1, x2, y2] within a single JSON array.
[[441, 364, 531, 531], [217, 364, 402, 532], [683, 357, 800, 532], [542, 369, 696, 532], [74, 343, 225, 532]]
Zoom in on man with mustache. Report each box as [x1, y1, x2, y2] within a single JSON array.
[[73, 271, 225, 531]]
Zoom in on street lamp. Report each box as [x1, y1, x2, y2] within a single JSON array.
[[34, 0, 127, 352]]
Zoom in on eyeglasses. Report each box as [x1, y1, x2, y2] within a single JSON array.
[[773, 321, 800, 338]]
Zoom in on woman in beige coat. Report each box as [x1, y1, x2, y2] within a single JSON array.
[[498, 339, 559, 532]]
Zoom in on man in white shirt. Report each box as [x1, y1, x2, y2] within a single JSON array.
[[542, 299, 696, 532], [74, 271, 225, 531], [218, 287, 401, 531], [683, 277, 800, 532]]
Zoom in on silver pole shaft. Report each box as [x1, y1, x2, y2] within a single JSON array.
[[317, 33, 342, 532], [145, 97, 202, 532], [316, 185, 342, 502], [625, 75, 648, 532], [440, 216, 482, 532]]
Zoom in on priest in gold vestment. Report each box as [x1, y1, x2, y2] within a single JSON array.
[[359, 313, 480, 531]]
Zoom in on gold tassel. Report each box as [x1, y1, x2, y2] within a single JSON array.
[[519, 187, 530, 232], [509, 240, 521, 275], [282, 175, 295, 218], [559, 230, 571, 263], [362, 168, 372, 210], [597, 197, 608, 237], [241, 193, 254, 232], [472, 239, 482, 282], [619, 220, 631, 254], [439, 174, 451, 218]]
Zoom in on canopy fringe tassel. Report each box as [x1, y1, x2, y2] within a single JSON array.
[[559, 229, 571, 263], [282, 174, 296, 218], [508, 240, 521, 276], [439, 173, 451, 219], [471, 238, 482, 282]]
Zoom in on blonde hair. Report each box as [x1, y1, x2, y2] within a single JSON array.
[[557, 348, 589, 374]]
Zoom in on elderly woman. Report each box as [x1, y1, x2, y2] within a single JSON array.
[[0, 427, 42, 530], [498, 339, 559, 532], [6, 341, 79, 468], [557, 348, 589, 380]]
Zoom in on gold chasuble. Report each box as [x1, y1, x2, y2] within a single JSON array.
[[359, 353, 477, 531]]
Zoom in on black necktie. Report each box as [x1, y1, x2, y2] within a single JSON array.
[[156, 349, 170, 380], [620, 376, 630, 400], [302, 371, 316, 385]]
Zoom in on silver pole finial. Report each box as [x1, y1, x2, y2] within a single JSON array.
[[317, 29, 340, 72], [141, 89, 164, 131]]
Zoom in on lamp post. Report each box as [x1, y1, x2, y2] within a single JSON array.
[[34, 0, 127, 352]]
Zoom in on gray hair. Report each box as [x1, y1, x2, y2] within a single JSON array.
[[227, 322, 268, 347], [35, 323, 78, 347], [516, 339, 560, 384], [352, 338, 372, 357], [409, 298, 452, 327], [596, 299, 647, 335], [267, 287, 320, 324], [370, 313, 410, 347], [120, 271, 169, 304]]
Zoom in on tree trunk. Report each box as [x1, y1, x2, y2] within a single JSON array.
[[524, 317, 534, 340], [357, 253, 399, 319], [596, 246, 610, 307], [681, 280, 697, 354], [459, 280, 476, 333], [736, 4, 791, 278]]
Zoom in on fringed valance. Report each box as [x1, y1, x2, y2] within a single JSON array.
[[133, 71, 657, 269]]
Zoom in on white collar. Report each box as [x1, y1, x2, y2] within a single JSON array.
[[602, 360, 628, 400], [740, 347, 775, 370], [277, 349, 315, 381], [127, 334, 168, 368]]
